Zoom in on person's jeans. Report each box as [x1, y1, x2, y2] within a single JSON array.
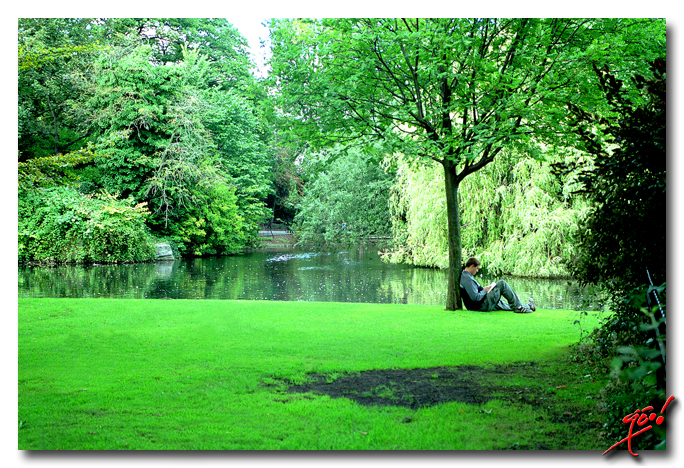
[[480, 280, 524, 311]]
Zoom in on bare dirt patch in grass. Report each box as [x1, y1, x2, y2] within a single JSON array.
[[284, 362, 551, 410], [287, 366, 491, 408]]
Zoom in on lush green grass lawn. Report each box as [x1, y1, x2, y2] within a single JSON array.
[[18, 298, 607, 450]]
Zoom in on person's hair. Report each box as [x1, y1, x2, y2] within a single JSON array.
[[465, 257, 481, 268]]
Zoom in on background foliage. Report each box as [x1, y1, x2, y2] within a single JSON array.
[[293, 147, 394, 245]]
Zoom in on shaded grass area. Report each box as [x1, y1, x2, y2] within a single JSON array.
[[18, 298, 607, 450]]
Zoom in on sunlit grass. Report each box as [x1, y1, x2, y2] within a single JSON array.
[[18, 298, 605, 450]]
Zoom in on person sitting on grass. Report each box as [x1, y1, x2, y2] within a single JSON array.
[[459, 257, 535, 314]]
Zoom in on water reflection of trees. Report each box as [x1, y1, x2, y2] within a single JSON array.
[[19, 249, 603, 310], [18, 263, 158, 299], [374, 270, 603, 310], [376, 267, 448, 306], [486, 276, 604, 311]]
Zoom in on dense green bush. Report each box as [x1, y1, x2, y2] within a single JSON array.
[[572, 285, 667, 450], [156, 182, 248, 257], [19, 187, 155, 264], [564, 59, 667, 450]]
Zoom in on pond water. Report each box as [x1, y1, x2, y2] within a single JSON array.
[[17, 246, 603, 310]]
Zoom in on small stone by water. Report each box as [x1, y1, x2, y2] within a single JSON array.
[[154, 243, 174, 260]]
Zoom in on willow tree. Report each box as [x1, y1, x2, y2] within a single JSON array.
[[269, 18, 662, 310]]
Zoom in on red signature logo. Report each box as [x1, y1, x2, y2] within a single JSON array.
[[603, 395, 674, 456]]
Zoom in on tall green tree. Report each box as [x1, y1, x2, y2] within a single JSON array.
[[200, 86, 273, 243], [269, 18, 663, 309], [82, 43, 263, 254]]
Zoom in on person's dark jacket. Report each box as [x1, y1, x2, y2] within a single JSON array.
[[459, 269, 486, 311]]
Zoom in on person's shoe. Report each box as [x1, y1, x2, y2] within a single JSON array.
[[527, 298, 536, 312], [515, 305, 532, 314]]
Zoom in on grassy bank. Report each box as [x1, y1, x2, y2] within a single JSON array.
[[18, 298, 607, 450]]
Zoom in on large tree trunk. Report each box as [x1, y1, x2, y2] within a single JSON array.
[[443, 159, 463, 311]]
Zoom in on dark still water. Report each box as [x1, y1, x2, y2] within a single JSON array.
[[18, 247, 602, 310]]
